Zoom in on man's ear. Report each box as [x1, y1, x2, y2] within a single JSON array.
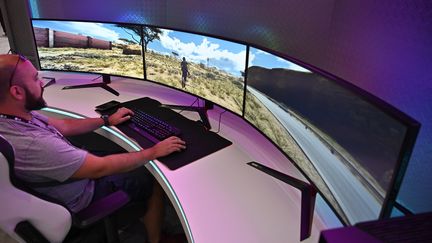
[[9, 85, 25, 101]]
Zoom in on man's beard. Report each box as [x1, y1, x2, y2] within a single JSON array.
[[24, 87, 47, 111]]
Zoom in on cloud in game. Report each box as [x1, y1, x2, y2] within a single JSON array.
[[248, 52, 256, 66], [250, 48, 310, 73], [276, 57, 310, 73], [256, 49, 271, 56], [288, 63, 311, 73], [158, 30, 246, 76], [62, 22, 120, 41]]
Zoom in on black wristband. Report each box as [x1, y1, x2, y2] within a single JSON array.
[[101, 114, 110, 126]]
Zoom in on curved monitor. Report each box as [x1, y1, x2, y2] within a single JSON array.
[[31, 19, 144, 79], [31, 19, 246, 116], [30, 18, 420, 226], [244, 47, 420, 224]]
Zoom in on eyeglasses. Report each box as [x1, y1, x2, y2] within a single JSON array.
[[8, 54, 27, 87]]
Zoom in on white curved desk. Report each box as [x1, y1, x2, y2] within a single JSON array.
[[41, 71, 339, 243]]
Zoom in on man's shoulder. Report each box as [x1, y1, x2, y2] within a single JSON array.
[[0, 119, 59, 149], [31, 111, 49, 122]]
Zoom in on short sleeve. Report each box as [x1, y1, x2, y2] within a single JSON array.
[[20, 134, 88, 182]]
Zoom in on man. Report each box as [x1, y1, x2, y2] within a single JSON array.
[[180, 57, 189, 88], [0, 54, 186, 243]]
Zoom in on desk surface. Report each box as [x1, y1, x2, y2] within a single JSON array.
[[41, 72, 335, 243]]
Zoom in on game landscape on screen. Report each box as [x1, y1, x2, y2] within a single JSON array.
[[33, 20, 144, 79], [245, 47, 407, 224], [145, 28, 246, 115]]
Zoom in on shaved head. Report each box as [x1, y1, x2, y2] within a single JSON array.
[[0, 54, 21, 99], [0, 54, 20, 71]]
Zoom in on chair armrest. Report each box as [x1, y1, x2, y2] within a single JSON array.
[[74, 190, 130, 228]]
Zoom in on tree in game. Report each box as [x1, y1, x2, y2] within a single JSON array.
[[115, 25, 162, 52]]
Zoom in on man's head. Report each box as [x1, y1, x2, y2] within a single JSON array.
[[0, 54, 46, 111]]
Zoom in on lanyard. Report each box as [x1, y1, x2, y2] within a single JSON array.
[[0, 113, 65, 139]]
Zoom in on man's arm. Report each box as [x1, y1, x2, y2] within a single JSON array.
[[47, 107, 133, 137], [71, 136, 186, 179]]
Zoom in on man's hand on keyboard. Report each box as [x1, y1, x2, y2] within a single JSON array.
[[151, 136, 186, 158], [109, 107, 134, 125]]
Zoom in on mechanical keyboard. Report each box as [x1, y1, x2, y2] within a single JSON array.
[[128, 109, 182, 143]]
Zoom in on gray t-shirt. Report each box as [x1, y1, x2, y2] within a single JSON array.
[[0, 111, 93, 212]]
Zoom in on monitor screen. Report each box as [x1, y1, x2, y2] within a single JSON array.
[[244, 47, 419, 224], [31, 19, 144, 79], [144, 27, 246, 115]]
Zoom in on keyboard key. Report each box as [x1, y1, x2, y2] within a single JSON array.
[[128, 109, 181, 143]]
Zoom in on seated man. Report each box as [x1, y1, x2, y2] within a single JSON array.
[[0, 54, 186, 243]]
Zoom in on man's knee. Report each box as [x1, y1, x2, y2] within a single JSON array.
[[109, 167, 155, 202]]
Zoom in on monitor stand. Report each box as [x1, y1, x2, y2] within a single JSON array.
[[247, 161, 317, 241], [62, 74, 120, 96], [162, 100, 213, 130]]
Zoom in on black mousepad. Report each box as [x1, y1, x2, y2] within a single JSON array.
[[105, 97, 232, 170]]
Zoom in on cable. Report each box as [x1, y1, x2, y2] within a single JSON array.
[[214, 110, 227, 134], [90, 75, 102, 82], [163, 97, 199, 122], [177, 97, 199, 115]]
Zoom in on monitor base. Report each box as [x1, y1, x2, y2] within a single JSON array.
[[61, 74, 119, 96], [162, 100, 213, 130], [247, 161, 317, 241]]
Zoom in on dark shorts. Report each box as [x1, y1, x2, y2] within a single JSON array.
[[92, 166, 155, 204]]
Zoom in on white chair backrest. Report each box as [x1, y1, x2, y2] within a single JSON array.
[[0, 136, 72, 243]]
